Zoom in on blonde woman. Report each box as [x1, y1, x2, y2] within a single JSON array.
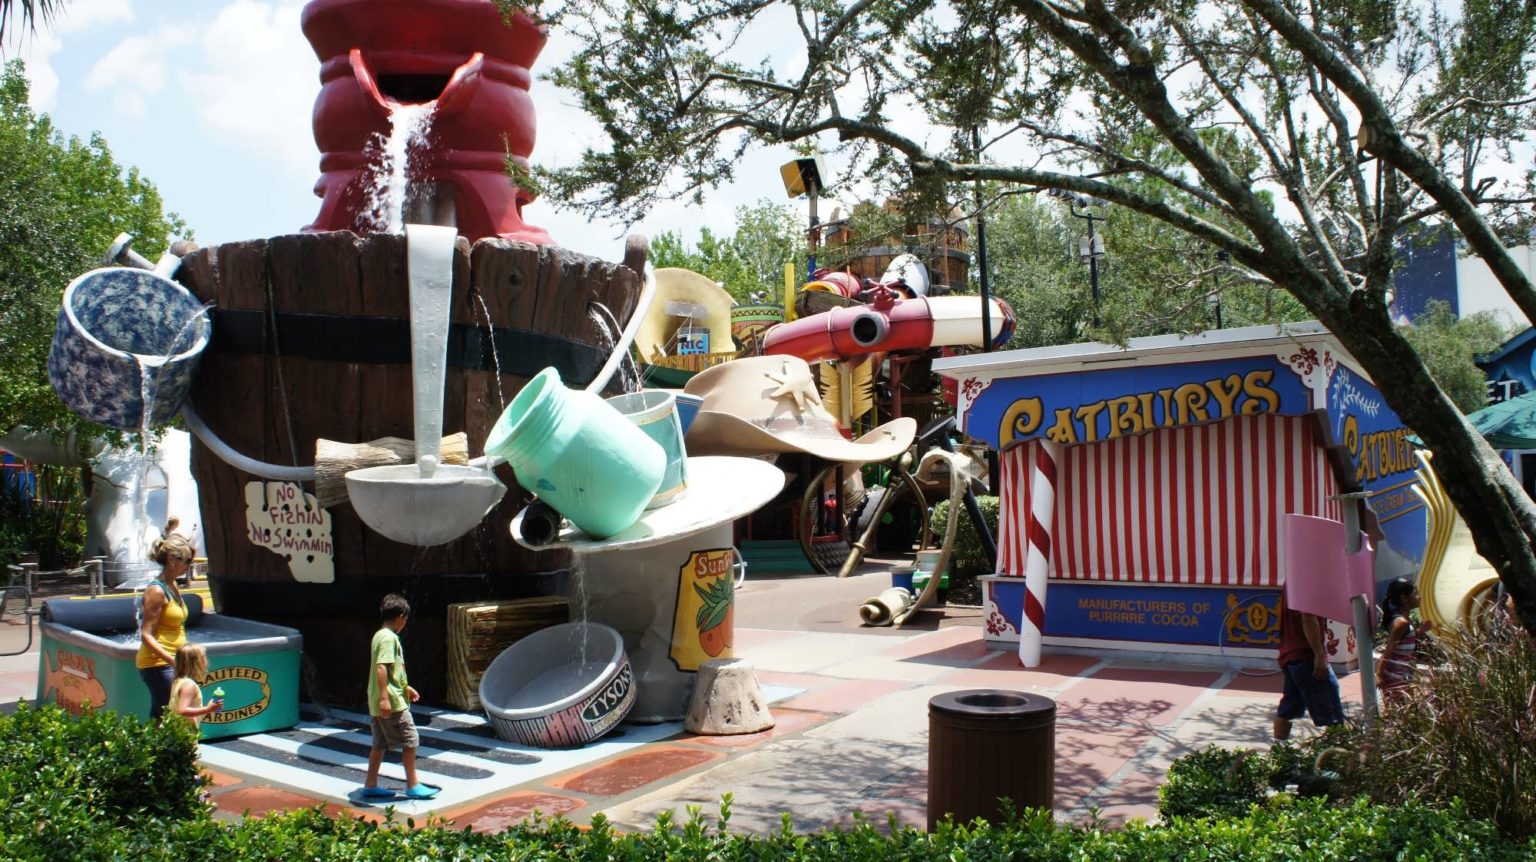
[[169, 644, 223, 726], [137, 520, 195, 719]]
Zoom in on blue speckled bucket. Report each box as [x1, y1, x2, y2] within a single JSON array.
[[47, 268, 211, 430]]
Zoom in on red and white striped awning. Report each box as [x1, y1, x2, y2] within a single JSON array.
[[996, 413, 1340, 586]]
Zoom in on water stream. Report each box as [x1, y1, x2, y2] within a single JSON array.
[[362, 103, 436, 234], [471, 291, 506, 413], [570, 558, 590, 664], [588, 304, 641, 395], [124, 304, 213, 592]]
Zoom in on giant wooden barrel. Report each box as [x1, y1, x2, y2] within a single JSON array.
[[176, 232, 642, 706]]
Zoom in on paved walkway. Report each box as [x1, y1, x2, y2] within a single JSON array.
[[0, 565, 1363, 832]]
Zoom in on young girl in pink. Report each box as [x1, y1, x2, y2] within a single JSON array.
[[1376, 578, 1431, 701]]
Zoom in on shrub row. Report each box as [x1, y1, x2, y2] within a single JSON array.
[[2, 702, 1533, 860], [12, 796, 1533, 862]]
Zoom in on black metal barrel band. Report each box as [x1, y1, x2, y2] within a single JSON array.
[[207, 309, 609, 386]]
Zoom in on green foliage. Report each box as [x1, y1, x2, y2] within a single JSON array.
[[0, 702, 208, 861], [0, 704, 1531, 860], [0, 463, 87, 569], [0, 59, 188, 443], [1401, 300, 1511, 413], [928, 495, 999, 578], [1322, 621, 1536, 840], [1158, 745, 1281, 821], [649, 199, 805, 305]]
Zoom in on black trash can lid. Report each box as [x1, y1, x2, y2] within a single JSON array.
[[930, 689, 1055, 719]]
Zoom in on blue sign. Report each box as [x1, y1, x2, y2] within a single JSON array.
[[963, 356, 1314, 449], [1324, 363, 1427, 564], [677, 332, 710, 355], [991, 580, 1281, 648]]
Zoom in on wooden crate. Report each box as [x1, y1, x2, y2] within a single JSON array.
[[446, 596, 570, 711]]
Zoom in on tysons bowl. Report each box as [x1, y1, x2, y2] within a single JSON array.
[[479, 621, 635, 748]]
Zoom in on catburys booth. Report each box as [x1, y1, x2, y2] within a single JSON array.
[[933, 323, 1426, 662]]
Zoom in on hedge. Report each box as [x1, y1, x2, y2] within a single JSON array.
[[2, 703, 1532, 861]]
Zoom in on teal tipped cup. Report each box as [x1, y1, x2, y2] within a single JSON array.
[[486, 367, 665, 539], [605, 389, 687, 509]]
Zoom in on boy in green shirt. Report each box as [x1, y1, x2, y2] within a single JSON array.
[[360, 594, 438, 800]]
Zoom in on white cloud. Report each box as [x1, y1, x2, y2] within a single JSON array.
[[85, 27, 195, 107], [178, 1, 316, 175], [10, 28, 62, 110], [52, 0, 133, 34]]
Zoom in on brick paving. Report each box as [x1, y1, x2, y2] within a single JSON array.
[[0, 564, 1361, 833]]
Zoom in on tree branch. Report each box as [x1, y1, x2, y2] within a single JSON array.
[[1245, 0, 1536, 324]]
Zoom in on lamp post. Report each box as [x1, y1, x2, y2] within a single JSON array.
[[780, 154, 830, 278], [1208, 250, 1228, 330], [1048, 190, 1108, 327]]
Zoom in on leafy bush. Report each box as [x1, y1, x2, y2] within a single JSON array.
[[0, 702, 207, 856], [928, 495, 999, 577], [1321, 620, 1536, 840], [14, 794, 1534, 862], [0, 702, 1532, 860], [1158, 745, 1273, 820]]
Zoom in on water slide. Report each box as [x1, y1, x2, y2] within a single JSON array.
[[762, 289, 1014, 363], [1412, 450, 1504, 634]]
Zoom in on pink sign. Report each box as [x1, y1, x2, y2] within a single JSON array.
[[1281, 514, 1374, 624]]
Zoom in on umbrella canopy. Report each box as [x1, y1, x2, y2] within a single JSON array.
[[1463, 391, 1536, 450]]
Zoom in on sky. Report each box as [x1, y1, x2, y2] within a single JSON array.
[[3, 0, 807, 254]]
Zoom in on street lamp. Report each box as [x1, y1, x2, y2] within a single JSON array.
[[780, 153, 830, 277], [1208, 250, 1228, 330], [1048, 189, 1108, 327]]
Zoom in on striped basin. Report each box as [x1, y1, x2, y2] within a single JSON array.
[[478, 621, 635, 748]]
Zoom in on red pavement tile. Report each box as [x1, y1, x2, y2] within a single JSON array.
[[1053, 724, 1151, 812], [684, 708, 829, 748], [936, 652, 1100, 692], [553, 746, 723, 797], [213, 786, 343, 819], [776, 678, 907, 713], [1086, 767, 1164, 827], [446, 791, 586, 832], [1054, 667, 1221, 726], [201, 769, 244, 788]]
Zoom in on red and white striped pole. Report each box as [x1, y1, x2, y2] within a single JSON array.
[[1019, 439, 1060, 667]]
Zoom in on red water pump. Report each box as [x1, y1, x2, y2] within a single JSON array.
[[302, 0, 553, 243]]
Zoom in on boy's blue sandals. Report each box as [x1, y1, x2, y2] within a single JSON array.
[[405, 784, 440, 800], [360, 787, 397, 800]]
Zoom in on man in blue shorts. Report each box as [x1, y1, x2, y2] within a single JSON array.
[[1273, 597, 1344, 739]]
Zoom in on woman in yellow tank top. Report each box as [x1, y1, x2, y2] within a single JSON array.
[[138, 521, 195, 719]]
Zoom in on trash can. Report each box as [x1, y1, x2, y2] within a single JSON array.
[[927, 689, 1054, 829]]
